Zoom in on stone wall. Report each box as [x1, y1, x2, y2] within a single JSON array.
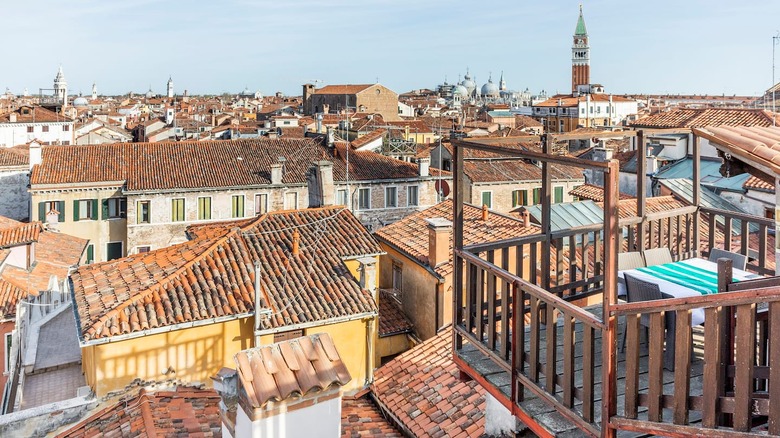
[[0, 167, 29, 220]]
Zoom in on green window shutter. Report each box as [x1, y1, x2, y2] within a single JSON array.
[[554, 187, 563, 203], [73, 200, 80, 222], [58, 201, 65, 222], [102, 199, 109, 220], [91, 199, 98, 220], [533, 188, 541, 205], [512, 191, 518, 207], [86, 244, 94, 264], [38, 202, 46, 221]]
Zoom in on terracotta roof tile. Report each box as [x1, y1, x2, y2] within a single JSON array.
[[350, 128, 386, 149], [31, 138, 427, 191], [341, 395, 403, 437], [534, 93, 635, 107], [0, 105, 73, 123], [695, 125, 780, 177], [314, 84, 375, 95], [378, 289, 413, 337], [57, 386, 221, 437], [744, 175, 775, 193], [569, 184, 634, 202], [632, 108, 779, 129], [71, 207, 380, 342], [0, 222, 42, 248], [372, 330, 485, 438], [0, 145, 29, 167], [0, 279, 26, 320], [375, 200, 535, 277], [235, 332, 351, 409]]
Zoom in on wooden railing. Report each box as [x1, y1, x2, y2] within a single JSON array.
[[610, 259, 780, 436], [620, 206, 699, 261], [702, 206, 775, 276]]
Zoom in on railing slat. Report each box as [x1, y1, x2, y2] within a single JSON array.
[[486, 251, 496, 351], [702, 306, 724, 428], [648, 312, 665, 422], [769, 301, 780, 435], [569, 235, 577, 296], [733, 303, 756, 432], [530, 296, 540, 382], [500, 249, 510, 361], [724, 217, 732, 252], [465, 261, 475, 334], [545, 304, 557, 394], [673, 309, 691, 425], [740, 220, 749, 257], [516, 285, 526, 380], [555, 238, 564, 291], [624, 313, 640, 419], [476, 262, 485, 343], [759, 224, 768, 271], [708, 213, 716, 253], [563, 313, 575, 408], [582, 325, 594, 423]]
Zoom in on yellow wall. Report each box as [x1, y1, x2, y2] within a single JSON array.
[[303, 318, 374, 393], [376, 333, 414, 364], [84, 317, 253, 397]]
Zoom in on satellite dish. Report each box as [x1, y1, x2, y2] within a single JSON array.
[[435, 180, 450, 197]]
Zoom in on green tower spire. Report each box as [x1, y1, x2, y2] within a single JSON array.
[[575, 4, 587, 36]]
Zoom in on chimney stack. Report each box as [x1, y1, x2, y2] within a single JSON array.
[[292, 230, 300, 256], [425, 218, 453, 268], [9, 112, 17, 123], [29, 141, 42, 170], [482, 204, 489, 221], [418, 157, 430, 177], [46, 208, 60, 232], [271, 161, 284, 185], [519, 208, 531, 228]]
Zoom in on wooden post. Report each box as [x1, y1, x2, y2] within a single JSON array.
[[453, 139, 464, 351], [601, 159, 620, 437], [692, 132, 701, 257], [541, 134, 552, 292], [636, 130, 646, 251]]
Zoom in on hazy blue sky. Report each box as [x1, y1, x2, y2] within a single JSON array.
[[4, 0, 780, 97]]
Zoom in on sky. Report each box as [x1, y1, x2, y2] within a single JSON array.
[[3, 0, 780, 97]]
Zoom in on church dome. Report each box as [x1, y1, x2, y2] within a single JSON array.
[[461, 73, 476, 94], [453, 84, 468, 97], [481, 79, 499, 97], [73, 96, 89, 107]]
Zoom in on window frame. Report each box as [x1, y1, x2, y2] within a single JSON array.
[[255, 193, 268, 215], [137, 200, 151, 224], [171, 198, 186, 222], [512, 189, 528, 207], [231, 194, 245, 218], [106, 241, 124, 261], [76, 199, 97, 221], [107, 198, 127, 219], [197, 196, 212, 220], [554, 186, 564, 203], [336, 189, 348, 206], [385, 186, 398, 208], [4, 332, 11, 373], [284, 191, 298, 210], [407, 185, 419, 207], [357, 188, 370, 210]]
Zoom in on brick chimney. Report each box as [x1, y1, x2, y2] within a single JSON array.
[[481, 204, 489, 221], [292, 230, 300, 256], [307, 161, 334, 208], [425, 218, 452, 268]]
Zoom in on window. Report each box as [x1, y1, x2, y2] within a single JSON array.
[[385, 187, 397, 208], [198, 197, 212, 220], [5, 332, 11, 373], [231, 195, 244, 218], [255, 194, 268, 215], [512, 189, 528, 207], [554, 186, 564, 203], [137, 246, 151, 254], [442, 159, 452, 171], [392, 262, 403, 292], [171, 198, 185, 222], [26, 126, 33, 133], [336, 189, 348, 206], [532, 188, 541, 205], [63, 125, 70, 131], [358, 188, 370, 209], [481, 191, 492, 209], [74, 199, 97, 221], [137, 201, 150, 224], [106, 198, 127, 219], [38, 200, 64, 222], [42, 126, 49, 132], [106, 242, 123, 261], [285, 192, 298, 210], [407, 186, 418, 207], [86, 244, 94, 264]]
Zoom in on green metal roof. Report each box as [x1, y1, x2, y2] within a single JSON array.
[[659, 178, 756, 234], [527, 200, 603, 232], [574, 6, 587, 36]]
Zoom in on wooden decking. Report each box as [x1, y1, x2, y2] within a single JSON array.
[[457, 304, 765, 437]]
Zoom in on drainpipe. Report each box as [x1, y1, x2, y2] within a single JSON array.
[[365, 317, 374, 386]]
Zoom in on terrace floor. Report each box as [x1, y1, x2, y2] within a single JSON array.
[[457, 304, 769, 437]]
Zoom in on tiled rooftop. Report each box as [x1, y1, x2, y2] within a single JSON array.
[[744, 175, 775, 193], [314, 84, 376, 95], [375, 199, 536, 278], [0, 222, 42, 249], [0, 279, 25, 320], [534, 93, 635, 107], [372, 329, 486, 438], [378, 289, 414, 337], [350, 128, 386, 149], [694, 125, 780, 177], [31, 137, 427, 191], [0, 105, 73, 124], [341, 395, 403, 437], [569, 183, 634, 202], [632, 108, 779, 128], [234, 332, 351, 409], [0, 145, 29, 166], [57, 386, 221, 437], [71, 207, 380, 342]]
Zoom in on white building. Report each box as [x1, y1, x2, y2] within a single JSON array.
[[0, 105, 75, 147]]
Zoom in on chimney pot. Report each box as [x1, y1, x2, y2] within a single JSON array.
[[482, 204, 489, 221], [292, 230, 300, 256]]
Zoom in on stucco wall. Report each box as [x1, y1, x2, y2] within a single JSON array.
[[0, 168, 29, 220], [472, 179, 583, 214]]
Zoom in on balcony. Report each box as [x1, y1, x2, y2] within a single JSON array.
[[452, 131, 780, 437]]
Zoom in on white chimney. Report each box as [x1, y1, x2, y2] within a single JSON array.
[[9, 113, 17, 123], [418, 157, 430, 177], [227, 333, 351, 438], [357, 256, 377, 299], [593, 147, 612, 162], [425, 218, 452, 268], [270, 163, 283, 185], [46, 208, 60, 232], [646, 156, 658, 174], [29, 141, 42, 170]]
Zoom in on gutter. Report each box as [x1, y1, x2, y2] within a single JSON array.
[[78, 311, 256, 347], [253, 311, 377, 336]]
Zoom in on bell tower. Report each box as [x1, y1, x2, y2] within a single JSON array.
[[571, 5, 590, 93], [53, 66, 68, 108]]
